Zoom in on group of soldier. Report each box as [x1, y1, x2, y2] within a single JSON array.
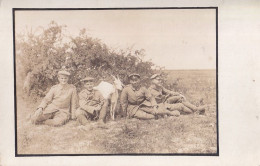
[[30, 69, 206, 127]]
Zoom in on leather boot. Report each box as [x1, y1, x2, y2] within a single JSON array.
[[182, 106, 193, 114], [182, 101, 198, 112], [195, 105, 207, 115]]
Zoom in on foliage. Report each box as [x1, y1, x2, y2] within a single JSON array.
[[16, 21, 157, 97]]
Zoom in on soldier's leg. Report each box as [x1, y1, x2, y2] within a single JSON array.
[[181, 101, 197, 112], [169, 110, 181, 116], [167, 96, 206, 114], [166, 96, 183, 104], [181, 101, 206, 114], [156, 103, 180, 117], [31, 112, 54, 125], [138, 106, 156, 115], [75, 108, 90, 125], [133, 109, 155, 120], [166, 103, 193, 114], [44, 111, 70, 127], [98, 100, 109, 123]]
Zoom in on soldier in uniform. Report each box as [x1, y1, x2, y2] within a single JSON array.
[[75, 77, 109, 125], [148, 74, 206, 115], [30, 70, 78, 127], [120, 74, 180, 120]]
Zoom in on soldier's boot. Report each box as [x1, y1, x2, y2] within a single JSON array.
[[181, 105, 193, 114], [183, 101, 206, 114], [182, 101, 198, 112], [182, 101, 207, 114], [195, 105, 207, 115], [77, 115, 89, 126]]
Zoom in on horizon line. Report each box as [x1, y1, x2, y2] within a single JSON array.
[[161, 68, 216, 71]]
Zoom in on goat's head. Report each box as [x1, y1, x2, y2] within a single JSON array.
[[112, 75, 124, 91]]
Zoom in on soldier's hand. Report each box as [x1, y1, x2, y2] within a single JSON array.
[[153, 105, 158, 114], [95, 105, 102, 111], [71, 115, 76, 120], [165, 103, 171, 109], [35, 108, 43, 116], [122, 109, 127, 117], [31, 108, 43, 124], [180, 94, 186, 100]]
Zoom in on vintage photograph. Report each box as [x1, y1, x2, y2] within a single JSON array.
[[14, 8, 217, 155]]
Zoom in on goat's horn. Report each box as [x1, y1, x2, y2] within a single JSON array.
[[111, 75, 116, 79]]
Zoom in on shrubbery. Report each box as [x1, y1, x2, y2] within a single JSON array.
[[16, 21, 166, 98]]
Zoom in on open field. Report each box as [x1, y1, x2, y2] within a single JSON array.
[[16, 69, 217, 154]]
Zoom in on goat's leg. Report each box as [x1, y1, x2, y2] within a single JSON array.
[[113, 99, 118, 120], [110, 102, 114, 120], [110, 92, 117, 121]]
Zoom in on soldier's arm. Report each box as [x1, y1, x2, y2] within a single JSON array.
[[70, 87, 78, 120], [144, 88, 157, 107], [120, 88, 128, 113], [162, 87, 180, 96], [97, 91, 105, 106], [78, 92, 96, 114], [38, 86, 55, 109]]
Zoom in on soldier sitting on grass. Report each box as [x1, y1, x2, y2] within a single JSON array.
[[148, 74, 206, 115], [30, 70, 78, 127], [120, 73, 180, 120], [75, 77, 109, 125]]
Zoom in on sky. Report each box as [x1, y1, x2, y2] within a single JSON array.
[[15, 9, 216, 70]]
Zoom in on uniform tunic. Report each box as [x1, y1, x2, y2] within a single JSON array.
[[78, 89, 105, 114], [148, 85, 182, 104], [120, 84, 157, 117], [38, 84, 78, 118], [148, 84, 192, 113]]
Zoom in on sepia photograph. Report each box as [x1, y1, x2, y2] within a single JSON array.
[[14, 8, 218, 155]]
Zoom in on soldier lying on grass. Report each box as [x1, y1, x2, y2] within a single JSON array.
[[148, 74, 206, 115], [75, 77, 109, 125], [30, 70, 78, 127], [120, 73, 180, 120]]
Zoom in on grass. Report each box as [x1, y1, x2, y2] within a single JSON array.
[[16, 69, 217, 154]]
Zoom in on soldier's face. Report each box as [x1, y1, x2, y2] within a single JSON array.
[[85, 82, 94, 91], [130, 78, 141, 88], [58, 75, 69, 85], [153, 78, 162, 87]]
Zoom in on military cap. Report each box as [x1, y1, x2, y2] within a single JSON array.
[[81, 76, 94, 82], [58, 70, 70, 76], [128, 73, 140, 80], [150, 74, 161, 80]]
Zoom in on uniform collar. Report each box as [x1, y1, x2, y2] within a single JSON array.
[[58, 84, 69, 90], [129, 84, 140, 91], [84, 89, 94, 94]]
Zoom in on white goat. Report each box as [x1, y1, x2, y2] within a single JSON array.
[[93, 75, 123, 120]]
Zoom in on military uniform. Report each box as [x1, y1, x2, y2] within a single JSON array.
[[149, 74, 205, 114], [33, 83, 78, 126], [75, 77, 109, 125], [120, 84, 158, 119], [75, 89, 109, 124], [148, 84, 192, 114]]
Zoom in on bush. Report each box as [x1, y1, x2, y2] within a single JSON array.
[[16, 21, 159, 97]]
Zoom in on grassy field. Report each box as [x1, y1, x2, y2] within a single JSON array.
[[16, 69, 217, 154]]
